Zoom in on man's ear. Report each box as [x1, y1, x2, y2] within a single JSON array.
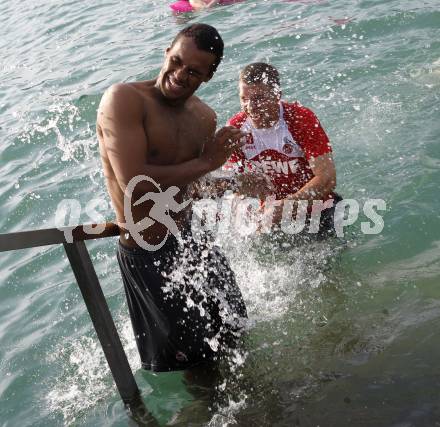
[[165, 47, 170, 56]]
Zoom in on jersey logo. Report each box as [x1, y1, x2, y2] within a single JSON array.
[[245, 159, 298, 175], [245, 135, 255, 147], [282, 136, 295, 155]]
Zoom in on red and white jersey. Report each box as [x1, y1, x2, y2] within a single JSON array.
[[225, 101, 333, 199]]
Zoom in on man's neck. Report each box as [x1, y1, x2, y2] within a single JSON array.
[[153, 78, 189, 108], [249, 112, 280, 129]]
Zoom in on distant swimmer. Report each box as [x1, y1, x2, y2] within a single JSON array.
[[97, 24, 247, 372], [189, 0, 221, 9], [170, 0, 244, 13], [224, 62, 342, 237]]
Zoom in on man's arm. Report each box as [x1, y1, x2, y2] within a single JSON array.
[[97, 84, 244, 198], [205, 0, 220, 6], [267, 153, 336, 225], [287, 153, 336, 202], [200, 153, 335, 202], [190, 166, 275, 200], [285, 105, 336, 202], [187, 175, 229, 200], [190, 0, 219, 9]]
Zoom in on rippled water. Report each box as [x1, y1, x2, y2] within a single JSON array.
[[1, 0, 440, 425]]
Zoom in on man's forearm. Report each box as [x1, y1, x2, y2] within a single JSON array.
[[124, 157, 212, 197], [190, 0, 214, 9], [190, 175, 238, 200], [287, 175, 335, 202], [267, 176, 335, 226], [201, 172, 271, 199]]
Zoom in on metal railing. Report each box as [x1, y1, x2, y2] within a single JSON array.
[[0, 223, 158, 426]]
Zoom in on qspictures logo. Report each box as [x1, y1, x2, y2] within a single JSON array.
[[55, 175, 386, 251]]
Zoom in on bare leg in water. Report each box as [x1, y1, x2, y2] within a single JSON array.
[[166, 363, 221, 426]]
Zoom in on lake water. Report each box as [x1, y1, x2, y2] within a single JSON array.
[[1, 0, 440, 425]]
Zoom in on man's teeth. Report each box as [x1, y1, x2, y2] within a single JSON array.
[[169, 76, 183, 88]]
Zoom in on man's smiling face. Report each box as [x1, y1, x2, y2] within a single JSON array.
[[158, 36, 216, 102], [239, 81, 281, 128]]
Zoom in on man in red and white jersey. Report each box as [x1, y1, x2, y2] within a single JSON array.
[[224, 62, 341, 235]]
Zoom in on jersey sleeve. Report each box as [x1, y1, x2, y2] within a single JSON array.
[[293, 106, 332, 160]]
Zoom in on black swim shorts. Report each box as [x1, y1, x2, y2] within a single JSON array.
[[316, 192, 343, 238], [116, 232, 247, 372]]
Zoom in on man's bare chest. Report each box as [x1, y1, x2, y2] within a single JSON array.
[[143, 108, 208, 165]]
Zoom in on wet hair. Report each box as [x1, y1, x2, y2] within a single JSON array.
[[240, 62, 281, 90], [170, 23, 224, 74]]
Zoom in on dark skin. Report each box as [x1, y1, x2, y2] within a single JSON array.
[[97, 36, 246, 247]]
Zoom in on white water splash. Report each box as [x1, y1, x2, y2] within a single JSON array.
[[44, 313, 139, 423], [15, 101, 97, 163], [222, 234, 339, 323], [206, 397, 247, 427]]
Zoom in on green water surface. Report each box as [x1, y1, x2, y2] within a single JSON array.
[[1, 0, 439, 425]]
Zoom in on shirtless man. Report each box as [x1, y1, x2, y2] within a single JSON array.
[[97, 24, 247, 372]]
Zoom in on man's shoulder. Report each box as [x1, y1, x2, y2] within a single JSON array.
[[188, 96, 217, 124], [98, 82, 148, 120], [102, 82, 145, 101], [189, 96, 216, 115], [282, 100, 317, 122]]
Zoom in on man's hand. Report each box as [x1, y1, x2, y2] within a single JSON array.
[[201, 126, 247, 171], [236, 171, 275, 199], [285, 153, 336, 202]]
